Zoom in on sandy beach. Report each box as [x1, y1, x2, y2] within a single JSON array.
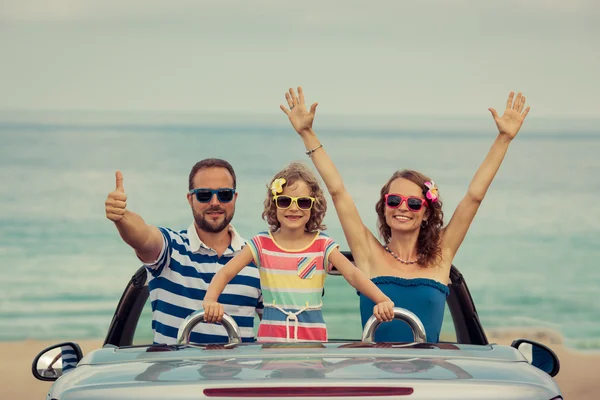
[[4, 330, 598, 399]]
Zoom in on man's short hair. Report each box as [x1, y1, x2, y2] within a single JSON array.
[[188, 158, 237, 190]]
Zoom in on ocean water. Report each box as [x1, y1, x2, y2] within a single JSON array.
[[1, 111, 599, 351]]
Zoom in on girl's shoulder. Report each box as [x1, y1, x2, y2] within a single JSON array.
[[248, 231, 274, 247], [313, 231, 338, 245], [315, 231, 329, 238], [310, 232, 340, 255], [252, 231, 271, 239]]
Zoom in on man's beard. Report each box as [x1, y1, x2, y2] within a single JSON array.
[[193, 206, 234, 233]]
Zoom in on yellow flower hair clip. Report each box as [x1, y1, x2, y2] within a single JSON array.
[[271, 178, 286, 195]]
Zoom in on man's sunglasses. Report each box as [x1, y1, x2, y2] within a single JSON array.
[[385, 194, 427, 212], [273, 195, 315, 210], [189, 188, 236, 203]]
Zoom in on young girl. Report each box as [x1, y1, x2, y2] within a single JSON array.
[[203, 162, 395, 342]]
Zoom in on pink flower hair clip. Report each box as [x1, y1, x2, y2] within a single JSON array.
[[424, 181, 439, 203]]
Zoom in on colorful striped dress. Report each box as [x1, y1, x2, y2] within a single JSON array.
[[247, 231, 338, 342]]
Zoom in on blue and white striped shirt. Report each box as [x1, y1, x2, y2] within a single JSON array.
[[61, 345, 78, 373], [144, 224, 263, 344]]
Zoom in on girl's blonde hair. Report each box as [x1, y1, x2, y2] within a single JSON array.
[[262, 162, 327, 232]]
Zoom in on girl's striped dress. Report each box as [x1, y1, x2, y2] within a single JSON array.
[[247, 231, 338, 342]]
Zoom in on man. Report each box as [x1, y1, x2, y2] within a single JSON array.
[[105, 158, 262, 344]]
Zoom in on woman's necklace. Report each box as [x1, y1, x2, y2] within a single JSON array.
[[384, 245, 420, 265]]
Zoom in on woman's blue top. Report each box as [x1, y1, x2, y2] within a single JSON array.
[[359, 276, 450, 343]]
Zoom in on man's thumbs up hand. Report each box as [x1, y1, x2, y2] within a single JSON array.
[[105, 170, 128, 222]]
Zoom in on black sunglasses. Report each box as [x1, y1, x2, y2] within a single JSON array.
[[189, 188, 236, 203]]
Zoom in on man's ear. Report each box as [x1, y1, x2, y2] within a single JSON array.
[[187, 193, 193, 207]]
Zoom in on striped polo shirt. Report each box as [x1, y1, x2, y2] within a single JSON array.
[[144, 223, 263, 344], [61, 345, 79, 373], [248, 231, 338, 342]]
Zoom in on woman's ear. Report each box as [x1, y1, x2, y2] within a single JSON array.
[[424, 208, 431, 221]]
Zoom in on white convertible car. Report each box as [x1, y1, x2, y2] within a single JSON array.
[[33, 253, 562, 399]]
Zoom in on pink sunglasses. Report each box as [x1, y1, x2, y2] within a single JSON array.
[[385, 194, 428, 212]]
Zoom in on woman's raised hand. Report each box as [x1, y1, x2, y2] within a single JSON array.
[[280, 86, 318, 136], [488, 91, 530, 140]]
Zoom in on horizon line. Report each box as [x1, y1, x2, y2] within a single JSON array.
[[1, 108, 599, 121]]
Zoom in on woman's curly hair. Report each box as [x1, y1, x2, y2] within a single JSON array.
[[262, 162, 327, 233], [375, 169, 444, 268]]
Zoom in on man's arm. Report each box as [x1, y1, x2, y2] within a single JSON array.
[[105, 171, 164, 263]]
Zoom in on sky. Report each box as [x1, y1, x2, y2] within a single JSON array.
[[1, 0, 599, 117]]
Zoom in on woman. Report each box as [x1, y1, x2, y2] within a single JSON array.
[[280, 87, 530, 342]]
